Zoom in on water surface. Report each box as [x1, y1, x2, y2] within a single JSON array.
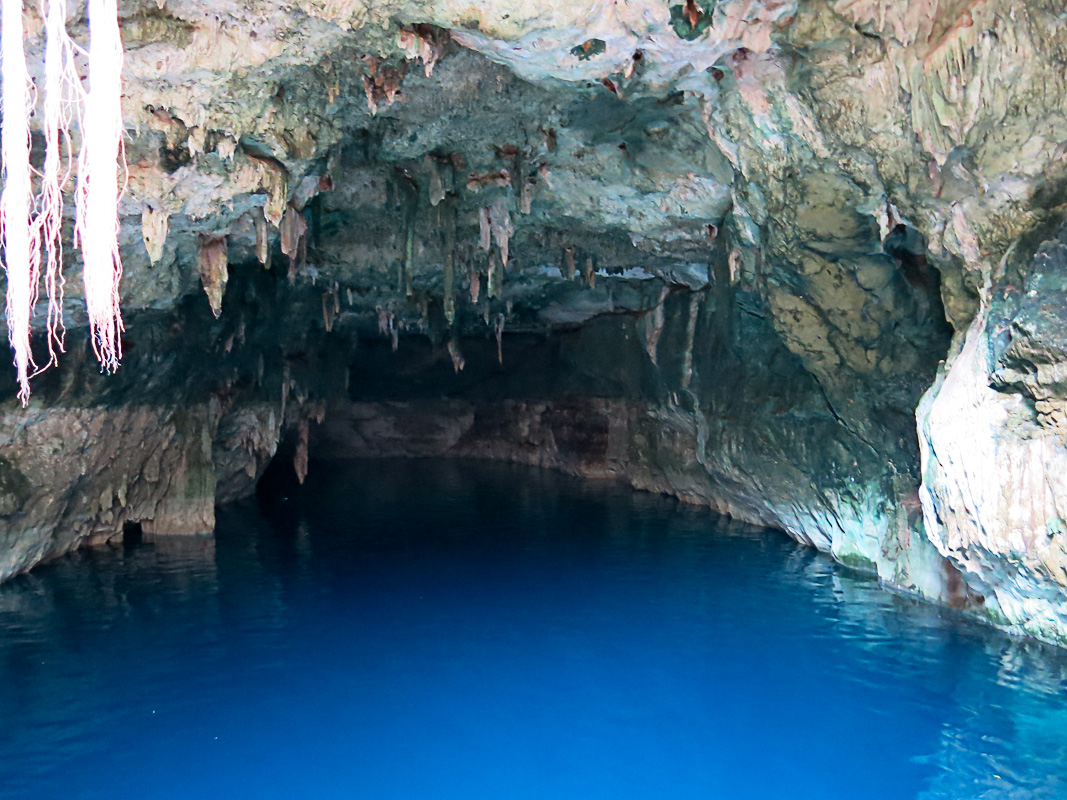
[[1, 460, 1066, 799]]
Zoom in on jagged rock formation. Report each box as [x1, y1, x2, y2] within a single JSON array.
[[4, 0, 1067, 643]]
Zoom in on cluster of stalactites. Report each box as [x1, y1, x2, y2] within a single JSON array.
[[0, 0, 125, 405]]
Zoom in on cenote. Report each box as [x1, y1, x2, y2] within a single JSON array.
[[5, 2, 1067, 798], [2, 460, 1066, 800]]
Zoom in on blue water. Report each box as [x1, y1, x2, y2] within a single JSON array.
[[1, 460, 1066, 800]]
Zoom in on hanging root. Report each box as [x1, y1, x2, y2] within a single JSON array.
[[36, 0, 81, 367], [1, 0, 41, 403], [75, 0, 125, 372]]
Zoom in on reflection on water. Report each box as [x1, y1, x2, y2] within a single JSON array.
[[1, 460, 1066, 799]]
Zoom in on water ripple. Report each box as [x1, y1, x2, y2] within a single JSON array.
[[1, 459, 1066, 800]]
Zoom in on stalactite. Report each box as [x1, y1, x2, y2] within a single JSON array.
[[469, 270, 480, 304], [398, 25, 445, 78], [1, 0, 40, 403], [376, 306, 399, 351], [280, 204, 307, 282], [427, 156, 445, 207], [728, 248, 742, 284], [563, 246, 576, 280], [478, 206, 491, 251], [439, 264, 455, 322], [392, 174, 418, 297], [493, 313, 505, 365], [197, 234, 228, 318], [293, 419, 309, 484], [513, 149, 534, 215], [362, 57, 405, 115], [279, 204, 301, 258], [37, 0, 80, 367], [280, 362, 291, 421], [644, 286, 670, 366], [254, 209, 270, 267], [447, 339, 465, 373], [442, 202, 456, 325], [254, 158, 288, 227], [489, 196, 512, 267], [681, 292, 700, 389], [75, 0, 125, 374], [519, 174, 533, 215], [488, 251, 501, 299], [442, 259, 456, 324], [141, 204, 169, 265], [403, 215, 414, 297], [322, 287, 339, 333]]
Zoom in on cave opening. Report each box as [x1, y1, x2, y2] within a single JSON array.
[[1, 1, 1067, 795], [121, 519, 143, 547]]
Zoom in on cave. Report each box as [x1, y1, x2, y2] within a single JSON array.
[[2, 0, 1067, 796]]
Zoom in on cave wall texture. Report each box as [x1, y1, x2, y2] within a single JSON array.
[[4, 0, 1067, 643]]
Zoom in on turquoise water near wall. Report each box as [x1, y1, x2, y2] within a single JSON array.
[[1, 460, 1065, 799]]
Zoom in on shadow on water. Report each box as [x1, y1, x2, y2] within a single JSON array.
[[1, 459, 1066, 800]]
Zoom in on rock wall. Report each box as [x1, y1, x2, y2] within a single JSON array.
[[919, 225, 1067, 643], [0, 266, 318, 581], [0, 396, 288, 582], [0, 398, 285, 581]]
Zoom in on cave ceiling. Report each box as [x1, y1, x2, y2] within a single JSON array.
[[64, 0, 1059, 377]]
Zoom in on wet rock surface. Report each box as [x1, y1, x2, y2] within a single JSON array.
[[919, 224, 1067, 643], [3, 0, 1067, 642]]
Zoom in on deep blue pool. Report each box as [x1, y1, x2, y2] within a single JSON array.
[[1, 459, 1066, 799]]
